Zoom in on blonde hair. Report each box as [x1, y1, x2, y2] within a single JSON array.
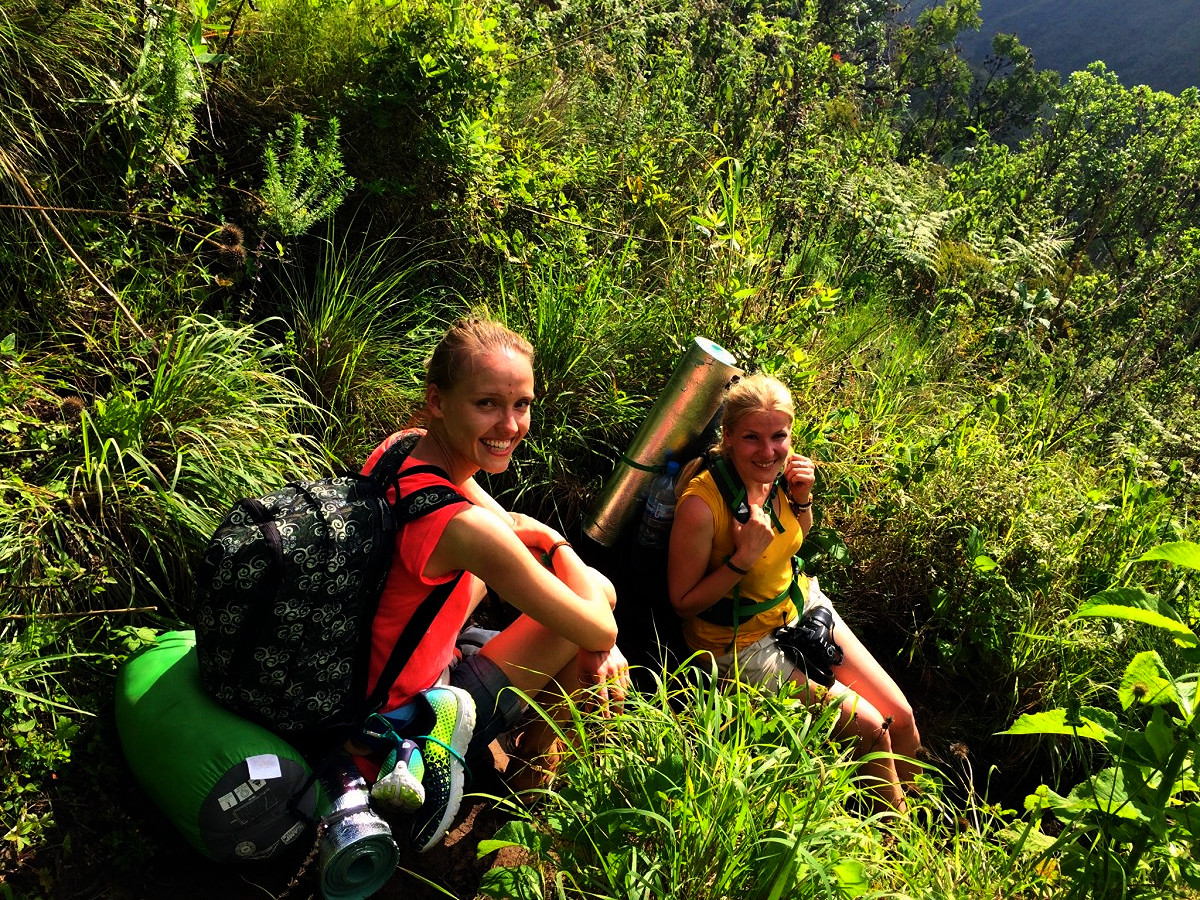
[[425, 315, 533, 390], [676, 374, 795, 494], [719, 374, 794, 441]]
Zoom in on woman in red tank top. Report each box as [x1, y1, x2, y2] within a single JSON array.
[[360, 315, 628, 853]]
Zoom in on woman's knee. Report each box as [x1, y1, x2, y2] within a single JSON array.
[[586, 566, 617, 609], [840, 701, 894, 752], [889, 700, 918, 739]]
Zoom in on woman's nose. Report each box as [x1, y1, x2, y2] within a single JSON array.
[[500, 409, 522, 435]]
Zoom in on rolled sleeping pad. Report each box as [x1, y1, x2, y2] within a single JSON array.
[[114, 630, 319, 862], [585, 336, 742, 546], [316, 754, 400, 900]]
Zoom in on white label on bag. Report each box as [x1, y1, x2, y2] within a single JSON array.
[[246, 754, 282, 781]]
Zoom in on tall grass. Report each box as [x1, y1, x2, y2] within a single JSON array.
[[481, 663, 867, 900], [0, 0, 134, 333], [782, 299, 1193, 796], [279, 228, 450, 464], [2, 315, 321, 618], [480, 659, 1057, 900], [485, 248, 667, 527]]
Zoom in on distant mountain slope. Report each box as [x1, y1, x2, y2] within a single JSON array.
[[939, 0, 1200, 95]]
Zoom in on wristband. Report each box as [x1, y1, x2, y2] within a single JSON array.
[[793, 499, 813, 511], [724, 556, 750, 576], [542, 540, 572, 568]]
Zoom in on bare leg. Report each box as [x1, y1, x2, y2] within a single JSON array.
[[787, 613, 921, 812], [480, 565, 615, 696], [831, 611, 922, 786], [480, 566, 617, 788]]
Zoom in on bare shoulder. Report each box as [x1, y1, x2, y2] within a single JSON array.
[[442, 503, 512, 543], [674, 493, 715, 527]]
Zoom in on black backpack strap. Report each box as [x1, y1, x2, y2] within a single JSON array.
[[359, 456, 468, 721], [362, 569, 465, 718], [367, 434, 459, 515], [369, 431, 424, 488], [393, 464, 463, 522]]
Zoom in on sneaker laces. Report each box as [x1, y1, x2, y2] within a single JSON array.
[[414, 733, 470, 781]]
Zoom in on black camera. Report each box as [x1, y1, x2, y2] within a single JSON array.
[[773, 605, 844, 688]]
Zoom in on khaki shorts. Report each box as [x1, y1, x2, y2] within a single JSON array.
[[713, 577, 846, 696]]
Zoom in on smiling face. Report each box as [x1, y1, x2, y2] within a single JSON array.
[[427, 347, 535, 478], [723, 408, 793, 489]]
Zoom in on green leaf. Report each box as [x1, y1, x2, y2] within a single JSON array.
[[1174, 802, 1200, 839], [999, 706, 1118, 742], [1137, 541, 1200, 571], [477, 838, 525, 856], [1143, 707, 1176, 768], [1120, 651, 1186, 716], [481, 819, 550, 856], [477, 865, 544, 900], [1080, 585, 1181, 620], [1074, 589, 1197, 647], [973, 554, 998, 572], [833, 858, 870, 896], [1068, 767, 1148, 821]]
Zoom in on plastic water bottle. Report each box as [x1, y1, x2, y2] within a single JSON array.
[[637, 460, 681, 549]]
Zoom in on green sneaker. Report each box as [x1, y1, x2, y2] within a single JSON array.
[[370, 737, 425, 813], [409, 686, 475, 853]]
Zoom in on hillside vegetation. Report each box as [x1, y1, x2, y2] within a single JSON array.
[[2, 0, 1199, 897]]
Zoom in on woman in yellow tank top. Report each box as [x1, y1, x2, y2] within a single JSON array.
[[667, 374, 922, 812]]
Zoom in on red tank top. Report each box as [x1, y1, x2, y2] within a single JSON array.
[[361, 430, 476, 711]]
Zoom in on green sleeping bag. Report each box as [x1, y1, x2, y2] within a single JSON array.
[[114, 630, 318, 862]]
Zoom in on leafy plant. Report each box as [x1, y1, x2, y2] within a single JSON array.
[[1003, 541, 1200, 898], [479, 659, 1059, 900], [260, 113, 354, 239], [0, 619, 95, 876]]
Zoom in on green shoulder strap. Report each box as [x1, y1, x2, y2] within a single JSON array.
[[709, 455, 786, 533], [697, 556, 804, 627]]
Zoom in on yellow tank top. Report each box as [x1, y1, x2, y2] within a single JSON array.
[[679, 468, 808, 653]]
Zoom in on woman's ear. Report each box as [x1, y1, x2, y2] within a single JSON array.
[[426, 383, 444, 418]]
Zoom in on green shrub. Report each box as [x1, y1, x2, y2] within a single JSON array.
[[479, 663, 869, 900], [480, 659, 1056, 900], [2, 316, 321, 617], [1003, 542, 1200, 898]]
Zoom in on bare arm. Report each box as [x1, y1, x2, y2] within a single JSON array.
[[456, 477, 585, 561], [667, 495, 775, 618], [457, 475, 513, 521], [426, 506, 617, 651], [782, 452, 815, 539]]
